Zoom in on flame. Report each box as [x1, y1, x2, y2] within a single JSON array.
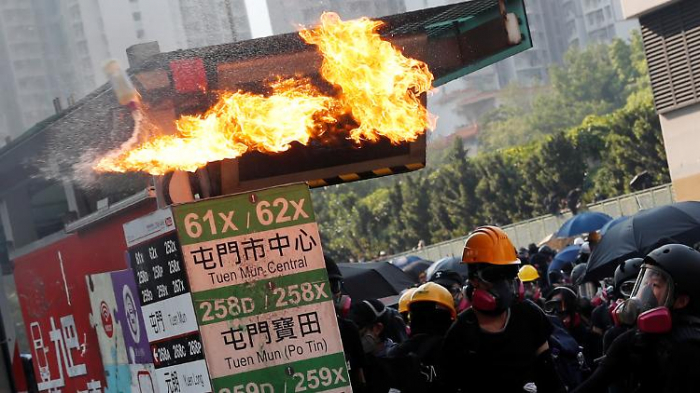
[[95, 12, 434, 175], [300, 13, 435, 144]]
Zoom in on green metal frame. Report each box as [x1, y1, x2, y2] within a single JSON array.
[[432, 0, 532, 87]]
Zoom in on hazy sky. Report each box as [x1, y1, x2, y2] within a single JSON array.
[[244, 0, 274, 38]]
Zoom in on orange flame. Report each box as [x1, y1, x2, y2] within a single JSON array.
[[95, 12, 434, 175]]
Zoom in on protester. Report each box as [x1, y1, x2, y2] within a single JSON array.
[[518, 247, 530, 263], [603, 258, 644, 351], [398, 287, 418, 324], [574, 245, 700, 392], [325, 254, 366, 392], [440, 226, 565, 392], [544, 286, 596, 368], [548, 258, 575, 290], [430, 269, 468, 313], [576, 242, 591, 264], [389, 282, 456, 393], [518, 264, 544, 307], [350, 299, 398, 393]]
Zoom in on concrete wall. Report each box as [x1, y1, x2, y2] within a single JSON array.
[[388, 183, 675, 261], [659, 103, 700, 201]]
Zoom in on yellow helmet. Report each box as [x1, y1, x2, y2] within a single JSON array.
[[398, 287, 417, 314], [462, 226, 520, 266], [409, 282, 456, 319], [518, 265, 540, 282]]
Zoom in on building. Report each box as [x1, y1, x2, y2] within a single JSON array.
[[0, 0, 252, 144], [620, 0, 700, 201], [563, 0, 639, 47], [266, 0, 405, 34]]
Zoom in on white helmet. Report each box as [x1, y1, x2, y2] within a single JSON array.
[[580, 242, 591, 255]]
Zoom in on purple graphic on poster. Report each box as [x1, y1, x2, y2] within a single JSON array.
[[111, 269, 153, 365]]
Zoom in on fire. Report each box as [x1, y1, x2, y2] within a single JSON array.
[[300, 13, 435, 144], [95, 12, 434, 175]]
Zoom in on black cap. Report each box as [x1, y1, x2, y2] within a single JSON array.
[[430, 270, 463, 289], [349, 299, 387, 329]]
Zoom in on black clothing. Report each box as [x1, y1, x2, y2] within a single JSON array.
[[440, 300, 564, 392], [591, 303, 614, 333], [573, 319, 700, 393], [338, 317, 366, 392], [603, 325, 628, 353], [388, 333, 444, 393]]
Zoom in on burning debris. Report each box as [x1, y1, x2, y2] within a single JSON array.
[[94, 12, 436, 176]]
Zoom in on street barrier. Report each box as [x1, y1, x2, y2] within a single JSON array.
[[388, 183, 675, 262]]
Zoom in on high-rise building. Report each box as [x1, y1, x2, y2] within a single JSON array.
[[563, 0, 639, 47], [266, 0, 405, 34], [0, 0, 252, 144]]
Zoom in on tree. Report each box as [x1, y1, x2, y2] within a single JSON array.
[[311, 32, 666, 260], [591, 90, 670, 197], [400, 175, 432, 248]]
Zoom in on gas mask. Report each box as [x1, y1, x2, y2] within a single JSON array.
[[523, 281, 541, 301], [577, 282, 598, 300], [360, 330, 380, 354], [614, 265, 674, 333], [331, 279, 351, 318], [466, 279, 516, 316], [544, 288, 580, 329]]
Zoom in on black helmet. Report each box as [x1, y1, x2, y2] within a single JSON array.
[[643, 244, 700, 306], [614, 258, 643, 297], [571, 263, 587, 286], [539, 245, 554, 256], [544, 286, 578, 315]]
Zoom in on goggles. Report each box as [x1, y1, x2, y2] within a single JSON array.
[[618, 280, 636, 298], [469, 265, 516, 284], [544, 299, 566, 314], [630, 265, 674, 310]]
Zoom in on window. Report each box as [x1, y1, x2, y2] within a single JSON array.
[[136, 29, 145, 39], [132, 12, 141, 21]]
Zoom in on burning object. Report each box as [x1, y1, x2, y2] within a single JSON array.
[[95, 13, 435, 176]]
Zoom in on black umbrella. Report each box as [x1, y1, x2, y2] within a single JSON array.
[[338, 261, 417, 303], [402, 260, 433, 282], [425, 256, 469, 281], [585, 202, 700, 281]]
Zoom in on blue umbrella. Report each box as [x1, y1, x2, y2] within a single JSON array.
[[549, 245, 581, 271], [600, 215, 629, 236], [389, 255, 424, 269], [556, 212, 613, 238]]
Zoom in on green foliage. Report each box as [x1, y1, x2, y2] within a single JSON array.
[[311, 34, 670, 261], [480, 37, 650, 152]]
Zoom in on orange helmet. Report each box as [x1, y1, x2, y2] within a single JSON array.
[[398, 287, 417, 314], [410, 282, 457, 319], [462, 226, 520, 266]]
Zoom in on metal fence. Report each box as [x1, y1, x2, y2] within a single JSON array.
[[388, 183, 675, 262]]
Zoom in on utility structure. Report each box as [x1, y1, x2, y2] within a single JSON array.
[[0, 1, 533, 391]]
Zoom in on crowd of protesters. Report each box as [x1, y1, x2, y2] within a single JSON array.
[[326, 225, 700, 392]]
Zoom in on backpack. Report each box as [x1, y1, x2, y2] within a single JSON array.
[[547, 315, 589, 390]]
